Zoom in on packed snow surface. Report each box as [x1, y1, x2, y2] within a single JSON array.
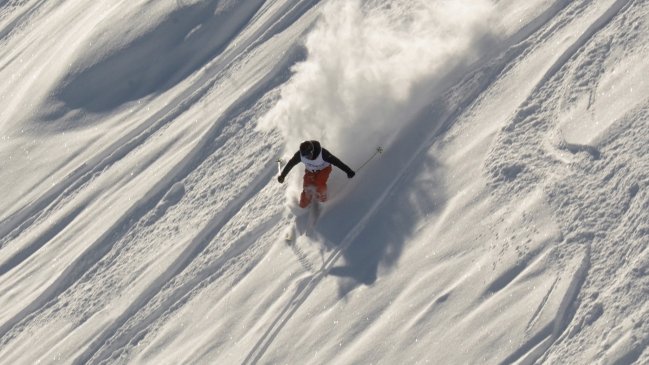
[[0, 0, 647, 364]]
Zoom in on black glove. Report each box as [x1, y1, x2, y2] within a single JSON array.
[[277, 175, 285, 183], [347, 171, 355, 178]]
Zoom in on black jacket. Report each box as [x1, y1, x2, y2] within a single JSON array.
[[279, 141, 354, 178]]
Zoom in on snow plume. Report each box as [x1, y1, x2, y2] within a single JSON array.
[[260, 0, 496, 169]]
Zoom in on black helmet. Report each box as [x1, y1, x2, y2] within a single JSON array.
[[300, 140, 315, 157]]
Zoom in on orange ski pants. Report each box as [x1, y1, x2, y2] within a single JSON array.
[[299, 165, 332, 208]]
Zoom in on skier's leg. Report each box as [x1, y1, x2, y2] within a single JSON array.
[[299, 191, 311, 208], [314, 166, 332, 202], [300, 171, 316, 208]]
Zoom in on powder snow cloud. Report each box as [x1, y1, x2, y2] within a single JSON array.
[[259, 0, 497, 164]]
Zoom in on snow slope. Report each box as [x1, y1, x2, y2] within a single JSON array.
[[0, 0, 647, 364]]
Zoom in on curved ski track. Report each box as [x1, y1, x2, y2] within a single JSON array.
[[1, 0, 638, 363], [242, 1, 635, 363], [0, 0, 320, 359]]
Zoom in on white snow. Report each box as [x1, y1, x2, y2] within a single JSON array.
[[0, 0, 648, 364]]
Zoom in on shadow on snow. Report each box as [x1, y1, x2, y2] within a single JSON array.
[[53, 0, 264, 114], [316, 107, 448, 297]]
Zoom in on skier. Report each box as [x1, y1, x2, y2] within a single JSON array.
[[277, 140, 355, 208]]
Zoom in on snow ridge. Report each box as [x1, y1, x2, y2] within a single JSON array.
[[1, 0, 648, 364]]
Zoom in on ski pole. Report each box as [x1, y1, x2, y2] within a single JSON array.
[[276, 158, 284, 175], [355, 146, 383, 173]]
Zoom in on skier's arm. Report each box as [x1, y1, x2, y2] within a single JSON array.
[[322, 149, 355, 177], [278, 151, 301, 182]]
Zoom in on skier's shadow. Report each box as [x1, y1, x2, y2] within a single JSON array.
[[317, 150, 444, 297]]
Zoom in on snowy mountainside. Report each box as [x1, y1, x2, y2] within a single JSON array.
[[0, 0, 647, 364]]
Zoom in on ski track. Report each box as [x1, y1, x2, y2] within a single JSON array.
[[0, 84, 266, 339], [245, 0, 642, 363], [0, 0, 316, 350], [0, 0, 292, 243], [0, 0, 48, 44], [485, 0, 647, 363], [75, 166, 280, 365], [243, 102, 464, 363], [0, 74, 291, 361], [238, 2, 562, 362], [0, 0, 322, 348], [1, 0, 647, 363], [106, 208, 290, 365], [1, 5, 543, 363], [0, 0, 290, 236], [241, 1, 632, 363], [243, 98, 453, 365]]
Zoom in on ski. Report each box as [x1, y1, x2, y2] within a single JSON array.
[[285, 225, 295, 242], [284, 200, 320, 243], [304, 201, 320, 237]]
